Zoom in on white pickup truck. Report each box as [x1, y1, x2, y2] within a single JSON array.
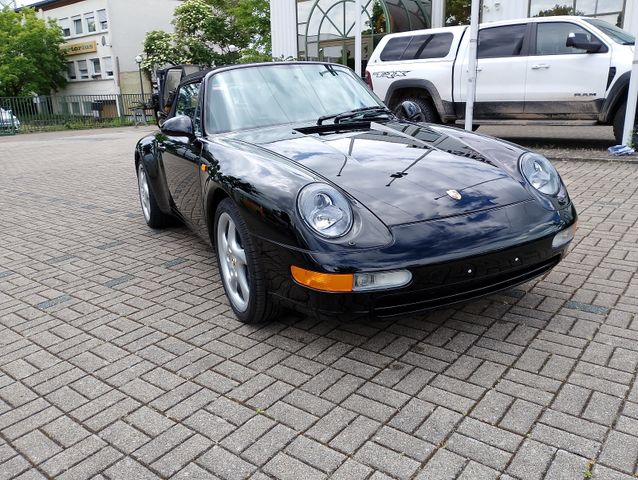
[[365, 16, 635, 143]]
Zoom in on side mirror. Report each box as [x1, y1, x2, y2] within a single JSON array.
[[394, 100, 425, 122], [161, 115, 194, 139], [566, 32, 602, 53]]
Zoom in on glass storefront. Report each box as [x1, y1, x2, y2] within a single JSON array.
[[297, 0, 432, 70], [529, 0, 625, 26]]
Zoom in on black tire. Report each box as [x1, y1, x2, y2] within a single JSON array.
[[137, 163, 171, 229], [613, 101, 633, 144], [399, 95, 439, 123], [214, 198, 278, 323]]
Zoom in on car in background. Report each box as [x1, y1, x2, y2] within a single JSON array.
[[0, 107, 20, 130], [134, 61, 576, 324], [366, 16, 635, 143]]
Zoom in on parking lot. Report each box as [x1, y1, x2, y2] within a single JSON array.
[[0, 126, 637, 480]]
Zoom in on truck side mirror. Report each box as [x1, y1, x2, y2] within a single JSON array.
[[566, 32, 602, 53]]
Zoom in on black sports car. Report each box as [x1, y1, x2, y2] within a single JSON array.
[[135, 62, 576, 323]]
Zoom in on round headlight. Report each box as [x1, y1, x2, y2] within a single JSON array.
[[297, 183, 353, 238], [520, 153, 561, 196]]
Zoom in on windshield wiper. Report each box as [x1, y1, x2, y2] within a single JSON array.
[[317, 106, 392, 125]]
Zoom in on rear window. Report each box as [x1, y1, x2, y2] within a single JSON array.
[[380, 33, 454, 61]]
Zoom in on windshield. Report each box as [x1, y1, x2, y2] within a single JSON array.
[[585, 18, 634, 45], [205, 63, 382, 133]]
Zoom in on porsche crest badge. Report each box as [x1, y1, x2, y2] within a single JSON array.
[[446, 189, 462, 201]]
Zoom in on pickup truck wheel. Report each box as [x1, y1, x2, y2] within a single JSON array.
[[400, 96, 438, 123], [613, 102, 635, 145]]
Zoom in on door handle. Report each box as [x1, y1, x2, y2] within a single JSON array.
[[476, 67, 483, 72], [157, 145, 166, 152], [531, 64, 550, 70]]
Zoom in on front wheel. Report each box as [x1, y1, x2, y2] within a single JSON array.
[[398, 96, 439, 123], [137, 163, 171, 228], [214, 199, 278, 323]]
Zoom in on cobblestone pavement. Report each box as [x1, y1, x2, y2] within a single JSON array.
[[1, 127, 638, 480]]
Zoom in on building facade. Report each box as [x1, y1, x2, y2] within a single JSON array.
[[271, 0, 634, 71], [31, 0, 180, 99]]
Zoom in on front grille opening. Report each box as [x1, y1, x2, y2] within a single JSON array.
[[374, 255, 560, 318]]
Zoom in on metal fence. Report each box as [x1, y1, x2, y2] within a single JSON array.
[[0, 93, 154, 135]]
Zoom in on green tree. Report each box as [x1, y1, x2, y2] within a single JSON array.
[[142, 0, 271, 71], [0, 7, 66, 97], [535, 4, 584, 16], [445, 0, 471, 26]]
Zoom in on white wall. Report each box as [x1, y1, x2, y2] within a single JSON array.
[[271, 0, 298, 59], [108, 0, 179, 73]]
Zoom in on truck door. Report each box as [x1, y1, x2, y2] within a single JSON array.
[[457, 23, 529, 119], [524, 21, 611, 118]]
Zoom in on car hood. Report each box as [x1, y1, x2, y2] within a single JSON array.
[[229, 121, 532, 226]]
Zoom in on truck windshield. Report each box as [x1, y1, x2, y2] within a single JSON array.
[[205, 64, 382, 133], [585, 18, 634, 45]]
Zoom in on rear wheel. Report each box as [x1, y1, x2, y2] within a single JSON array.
[[397, 95, 439, 123], [214, 199, 278, 323], [613, 102, 635, 144]]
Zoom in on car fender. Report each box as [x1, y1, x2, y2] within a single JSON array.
[[135, 134, 173, 214], [600, 71, 630, 123], [201, 137, 393, 253]]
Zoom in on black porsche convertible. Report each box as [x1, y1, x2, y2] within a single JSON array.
[[135, 61, 576, 323]]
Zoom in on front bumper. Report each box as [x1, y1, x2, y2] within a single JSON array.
[[258, 201, 576, 321]]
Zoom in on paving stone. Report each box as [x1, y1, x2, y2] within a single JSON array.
[[354, 442, 420, 480], [506, 439, 556, 480], [373, 426, 435, 462], [220, 415, 275, 454], [104, 457, 160, 480], [286, 435, 346, 473], [329, 415, 381, 454], [42, 415, 90, 448], [599, 430, 638, 474], [414, 448, 466, 480], [126, 406, 175, 437], [151, 433, 212, 477], [13, 430, 63, 464], [414, 406, 463, 445], [544, 450, 590, 480], [262, 452, 325, 480], [242, 423, 296, 466], [330, 459, 373, 480], [99, 420, 151, 454], [446, 433, 512, 471]]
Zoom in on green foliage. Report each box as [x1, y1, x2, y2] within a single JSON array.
[[142, 0, 271, 71], [535, 4, 584, 17], [445, 0, 471, 26], [0, 7, 67, 97]]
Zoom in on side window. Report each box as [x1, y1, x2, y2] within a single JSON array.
[[174, 82, 202, 134], [478, 24, 527, 59], [410, 33, 454, 59], [380, 36, 412, 61], [380, 33, 453, 61], [536, 22, 602, 55]]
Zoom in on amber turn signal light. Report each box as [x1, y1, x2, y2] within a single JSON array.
[[290, 266, 353, 292]]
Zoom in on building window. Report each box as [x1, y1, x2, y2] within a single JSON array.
[[73, 17, 83, 35], [59, 17, 71, 37], [102, 56, 113, 76], [85, 14, 96, 32], [90, 58, 101, 78], [66, 62, 76, 80], [97, 9, 108, 30], [77, 59, 89, 79]]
